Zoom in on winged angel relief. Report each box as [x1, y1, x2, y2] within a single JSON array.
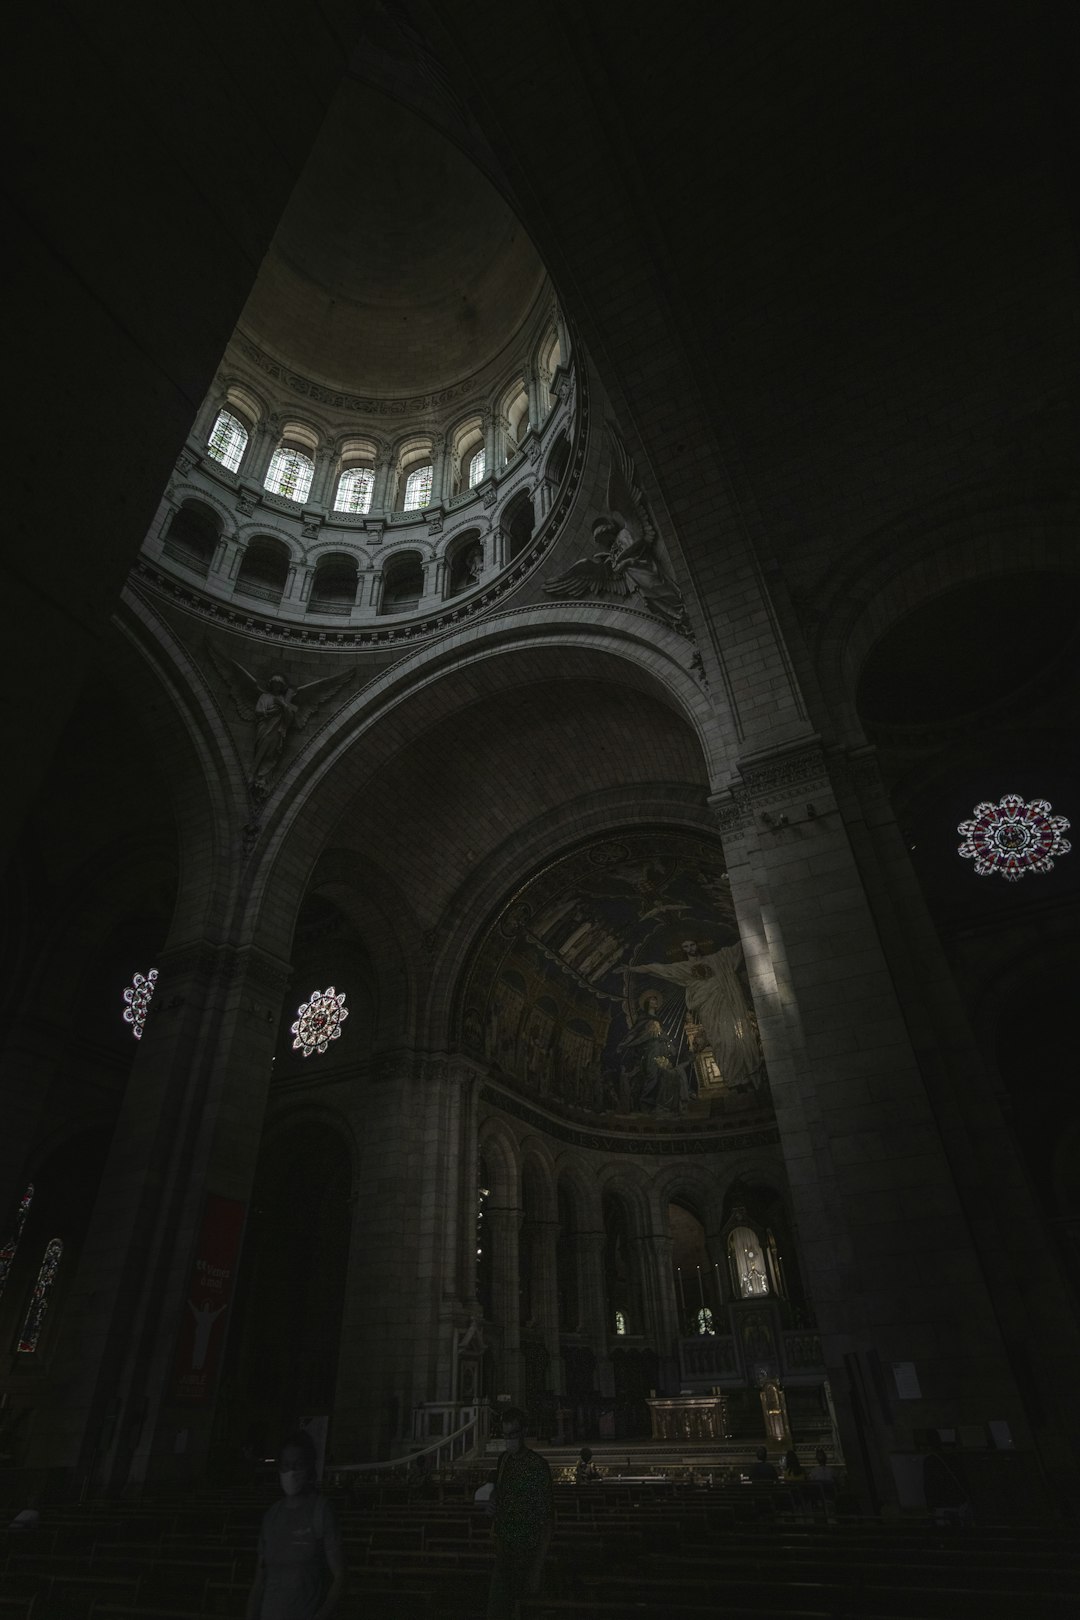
[[544, 429, 691, 635], [206, 645, 355, 795]]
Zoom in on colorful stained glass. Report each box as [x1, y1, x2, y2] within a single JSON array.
[[334, 467, 374, 514], [696, 1305, 716, 1336], [265, 448, 314, 504], [206, 409, 248, 473], [291, 987, 349, 1057], [468, 448, 486, 487], [957, 794, 1071, 882], [403, 464, 433, 511], [122, 969, 159, 1040], [0, 1184, 33, 1303], [17, 1237, 62, 1354]]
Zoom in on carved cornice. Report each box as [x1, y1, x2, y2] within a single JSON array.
[[481, 1082, 779, 1157]]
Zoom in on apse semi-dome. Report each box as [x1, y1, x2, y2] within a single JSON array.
[[140, 80, 580, 641]]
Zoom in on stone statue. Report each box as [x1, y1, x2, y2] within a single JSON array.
[[206, 645, 356, 793], [544, 428, 691, 635], [630, 937, 762, 1087]]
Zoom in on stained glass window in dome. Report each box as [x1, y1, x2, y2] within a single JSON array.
[[335, 467, 374, 514], [265, 448, 315, 504], [957, 794, 1071, 882], [123, 969, 159, 1040], [17, 1238, 62, 1354], [468, 448, 486, 487], [403, 464, 433, 511], [291, 987, 349, 1057], [206, 409, 249, 473], [0, 1184, 33, 1304]]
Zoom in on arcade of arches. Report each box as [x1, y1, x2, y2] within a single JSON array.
[[4, 1, 1079, 1517]]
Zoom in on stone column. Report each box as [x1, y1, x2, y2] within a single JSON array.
[[482, 412, 497, 474], [421, 558, 441, 605], [26, 939, 290, 1490], [523, 364, 542, 431], [245, 420, 279, 489], [634, 1231, 681, 1393], [429, 446, 448, 505], [576, 1229, 611, 1395], [487, 1203, 523, 1402], [524, 1218, 563, 1395], [370, 454, 394, 514], [712, 741, 1041, 1504], [308, 449, 337, 510]]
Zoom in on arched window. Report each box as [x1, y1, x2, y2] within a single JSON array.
[[0, 1184, 34, 1303], [403, 464, 433, 511], [17, 1237, 63, 1353], [468, 448, 486, 487], [380, 553, 424, 614], [309, 556, 359, 614], [334, 467, 374, 514], [265, 447, 314, 504], [235, 536, 290, 604], [614, 1310, 627, 1335], [206, 409, 249, 473], [729, 1225, 769, 1298], [696, 1306, 716, 1336]]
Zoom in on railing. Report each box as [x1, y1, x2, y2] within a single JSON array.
[[679, 1335, 737, 1382], [782, 1330, 824, 1370], [324, 1408, 486, 1488]]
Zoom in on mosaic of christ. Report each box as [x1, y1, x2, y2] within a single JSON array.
[[462, 832, 769, 1121]]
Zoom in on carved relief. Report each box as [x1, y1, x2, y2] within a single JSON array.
[[544, 427, 691, 636]]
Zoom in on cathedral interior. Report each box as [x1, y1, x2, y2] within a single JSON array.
[[4, 0, 1079, 1538]]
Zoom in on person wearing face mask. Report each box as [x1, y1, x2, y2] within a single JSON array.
[[486, 1407, 554, 1620], [246, 1431, 345, 1620]]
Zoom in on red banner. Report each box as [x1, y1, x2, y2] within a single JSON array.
[[172, 1194, 246, 1403]]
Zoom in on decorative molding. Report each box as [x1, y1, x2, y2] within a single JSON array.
[[482, 1082, 779, 1157]]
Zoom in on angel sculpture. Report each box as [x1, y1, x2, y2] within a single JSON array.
[[544, 430, 692, 635], [206, 646, 355, 793]]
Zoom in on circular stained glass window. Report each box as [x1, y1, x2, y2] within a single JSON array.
[[957, 794, 1071, 882], [122, 969, 159, 1039], [291, 987, 349, 1057]]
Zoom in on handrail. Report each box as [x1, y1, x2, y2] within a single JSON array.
[[325, 1410, 485, 1485]]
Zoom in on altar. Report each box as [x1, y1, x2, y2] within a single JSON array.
[[647, 1394, 730, 1442]]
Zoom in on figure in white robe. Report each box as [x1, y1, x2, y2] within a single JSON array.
[[630, 938, 762, 1086]]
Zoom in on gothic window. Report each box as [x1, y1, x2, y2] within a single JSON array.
[[265, 447, 315, 504], [206, 409, 249, 473], [16, 1238, 62, 1354], [334, 467, 374, 514], [290, 988, 349, 1057], [696, 1305, 716, 1336], [402, 464, 433, 511], [122, 968, 159, 1040], [0, 1184, 33, 1303], [614, 1310, 627, 1335], [730, 1225, 769, 1298], [957, 794, 1071, 882], [468, 448, 486, 487]]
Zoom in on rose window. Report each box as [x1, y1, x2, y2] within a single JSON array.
[[957, 794, 1071, 882], [291, 987, 349, 1057], [122, 969, 159, 1039]]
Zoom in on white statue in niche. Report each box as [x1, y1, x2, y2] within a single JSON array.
[[629, 936, 762, 1087]]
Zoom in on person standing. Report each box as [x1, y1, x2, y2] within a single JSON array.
[[246, 1431, 344, 1620], [486, 1407, 554, 1620]]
